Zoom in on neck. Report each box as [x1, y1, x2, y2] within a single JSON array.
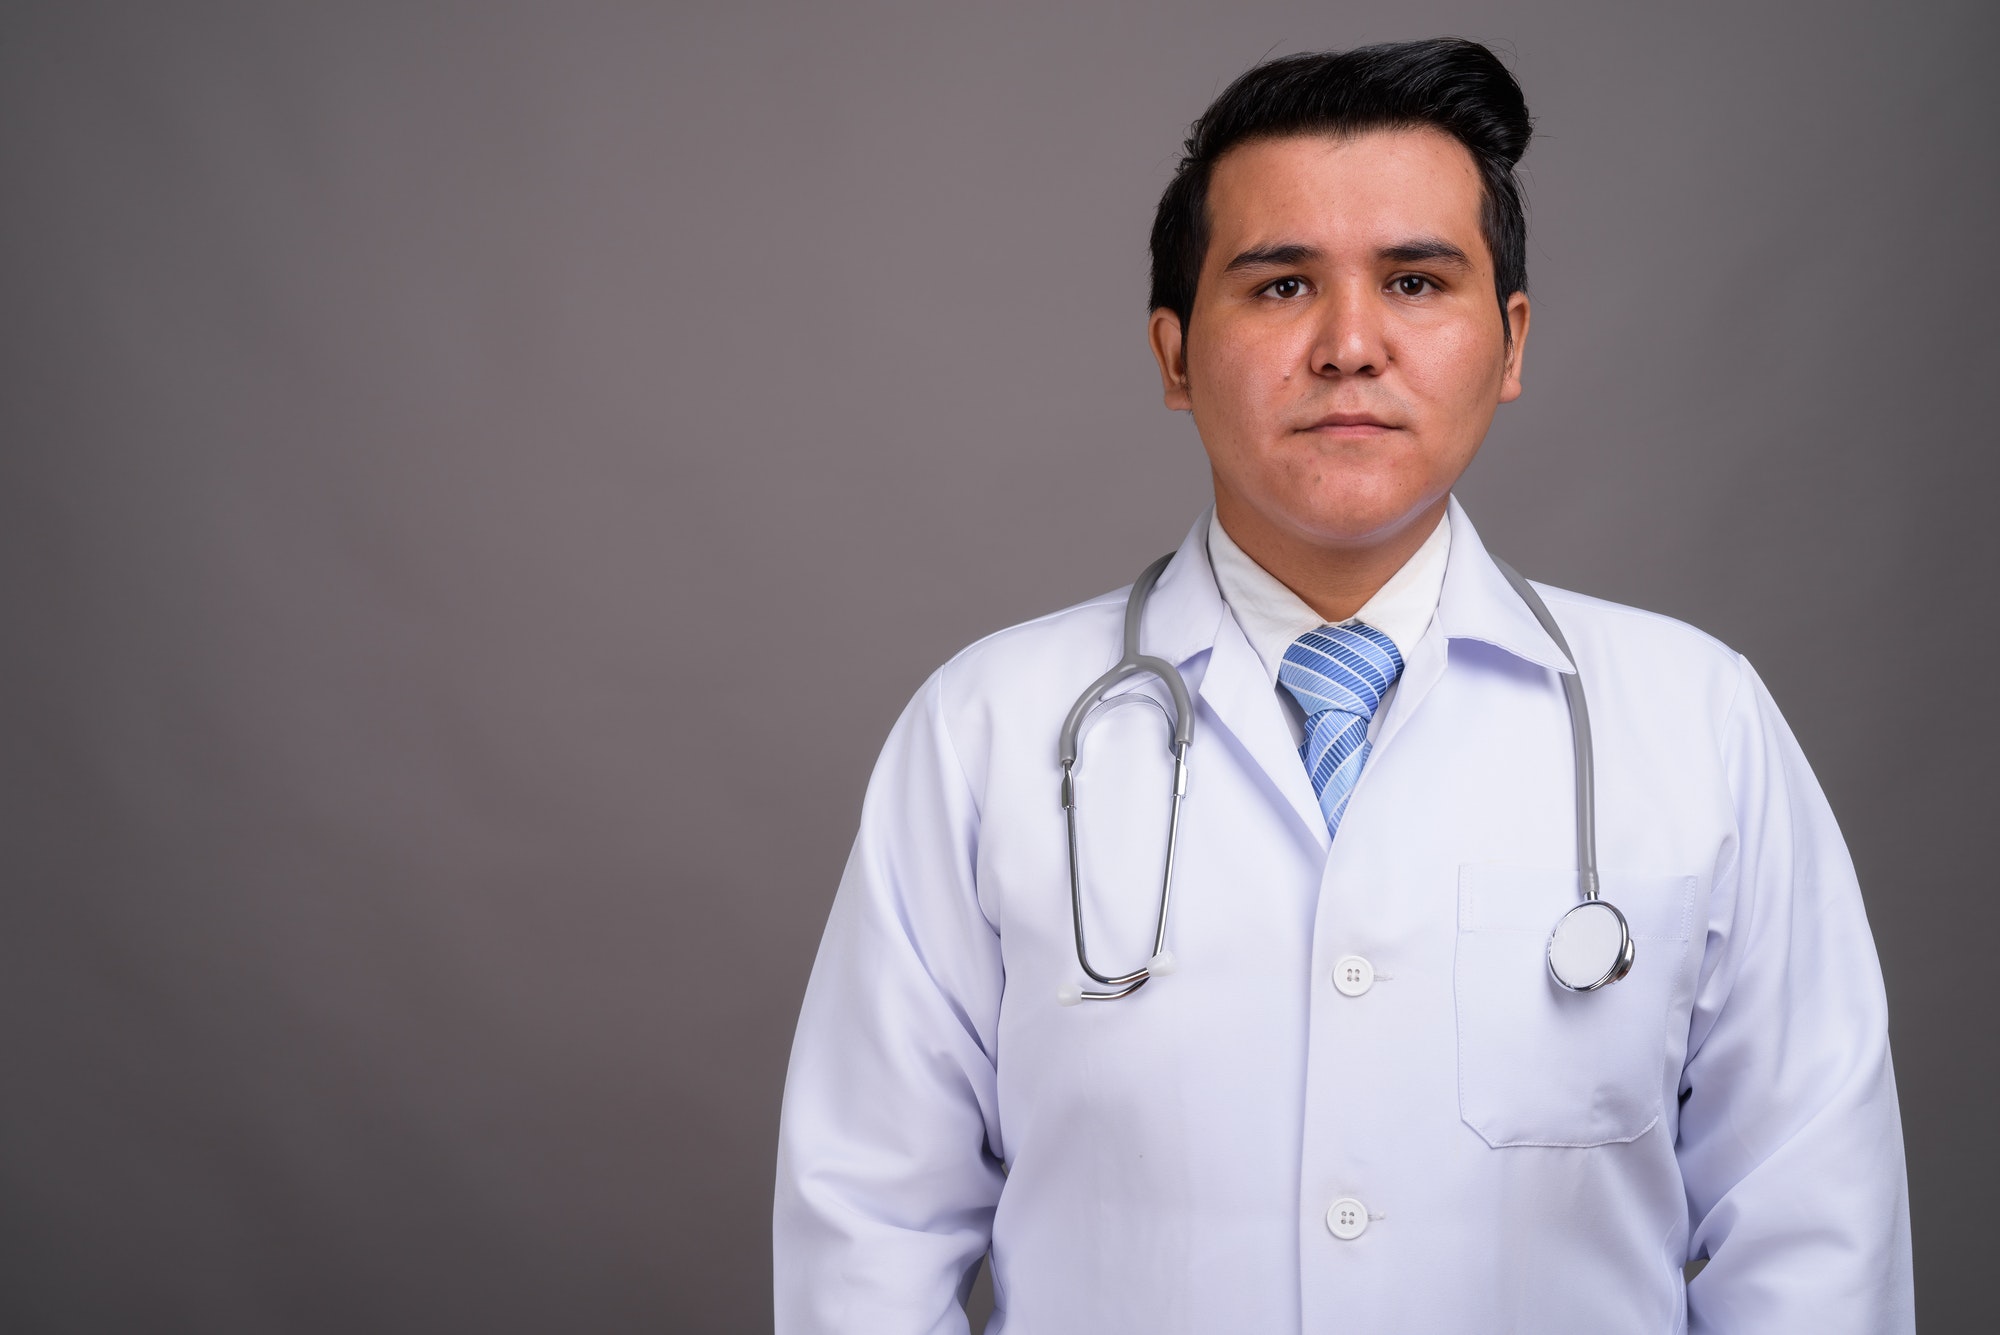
[[1213, 487, 1448, 623]]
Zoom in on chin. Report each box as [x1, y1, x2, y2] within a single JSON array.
[[1264, 482, 1442, 549]]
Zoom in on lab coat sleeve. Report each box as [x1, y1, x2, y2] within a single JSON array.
[[1678, 655, 1913, 1332], [773, 666, 1006, 1335]]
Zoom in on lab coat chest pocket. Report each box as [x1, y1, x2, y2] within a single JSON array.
[[1455, 864, 1696, 1148]]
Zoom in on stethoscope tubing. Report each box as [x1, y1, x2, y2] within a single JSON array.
[[1057, 548, 1629, 1001], [1489, 558, 1599, 905], [1058, 553, 1191, 999]]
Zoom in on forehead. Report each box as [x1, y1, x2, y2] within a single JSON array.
[[1203, 128, 1489, 266]]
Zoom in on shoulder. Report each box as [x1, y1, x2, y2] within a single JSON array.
[[1532, 581, 1738, 661], [933, 585, 1131, 719], [1528, 580, 1749, 717], [889, 582, 1153, 802]]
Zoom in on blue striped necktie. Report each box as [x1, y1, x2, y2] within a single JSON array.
[[1278, 623, 1405, 838]]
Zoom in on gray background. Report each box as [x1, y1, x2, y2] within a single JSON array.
[[2, 1, 1993, 1330]]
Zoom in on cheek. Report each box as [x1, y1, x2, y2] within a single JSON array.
[[1194, 323, 1304, 422], [1399, 319, 1505, 412]]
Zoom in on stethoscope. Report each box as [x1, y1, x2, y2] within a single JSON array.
[[1056, 551, 1634, 1004]]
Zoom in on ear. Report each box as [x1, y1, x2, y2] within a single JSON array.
[[1148, 308, 1193, 411], [1498, 291, 1531, 404]]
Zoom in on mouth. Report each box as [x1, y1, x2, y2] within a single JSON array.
[[1297, 411, 1401, 437]]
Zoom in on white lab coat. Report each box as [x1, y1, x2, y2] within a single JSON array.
[[774, 498, 1913, 1334]]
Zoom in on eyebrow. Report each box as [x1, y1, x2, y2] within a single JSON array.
[[1220, 236, 1476, 274], [1379, 237, 1474, 269], [1221, 243, 1322, 274]]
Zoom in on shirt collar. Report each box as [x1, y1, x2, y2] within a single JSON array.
[[1206, 505, 1450, 687], [1135, 494, 1574, 676]]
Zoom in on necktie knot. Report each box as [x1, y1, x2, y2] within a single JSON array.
[[1279, 623, 1404, 723], [1278, 622, 1405, 838]]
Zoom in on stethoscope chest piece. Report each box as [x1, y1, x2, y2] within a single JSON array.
[[1547, 899, 1635, 992]]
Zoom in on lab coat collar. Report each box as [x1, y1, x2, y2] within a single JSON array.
[[1130, 499, 1574, 854], [1131, 515, 1231, 673], [1434, 495, 1577, 674], [1143, 496, 1574, 677]]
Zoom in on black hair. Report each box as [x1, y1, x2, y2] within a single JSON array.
[[1149, 38, 1533, 342]]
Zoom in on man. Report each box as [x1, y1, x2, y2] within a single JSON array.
[[774, 39, 1912, 1333]]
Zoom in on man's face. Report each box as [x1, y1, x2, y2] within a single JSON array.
[[1149, 128, 1529, 554]]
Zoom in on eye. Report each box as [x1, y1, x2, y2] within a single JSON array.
[[1262, 276, 1308, 300], [1392, 274, 1435, 297]]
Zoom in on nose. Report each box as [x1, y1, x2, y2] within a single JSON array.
[[1307, 279, 1388, 378]]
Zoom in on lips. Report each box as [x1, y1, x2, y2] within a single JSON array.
[[1299, 411, 1399, 432]]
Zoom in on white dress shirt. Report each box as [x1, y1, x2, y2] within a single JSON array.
[[774, 498, 1912, 1334], [1206, 506, 1450, 744]]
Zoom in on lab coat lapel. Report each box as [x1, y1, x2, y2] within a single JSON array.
[[1134, 515, 1330, 854], [1199, 613, 1332, 853]]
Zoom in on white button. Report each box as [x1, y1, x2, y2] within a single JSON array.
[[1327, 1196, 1369, 1240], [1332, 955, 1375, 996]]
